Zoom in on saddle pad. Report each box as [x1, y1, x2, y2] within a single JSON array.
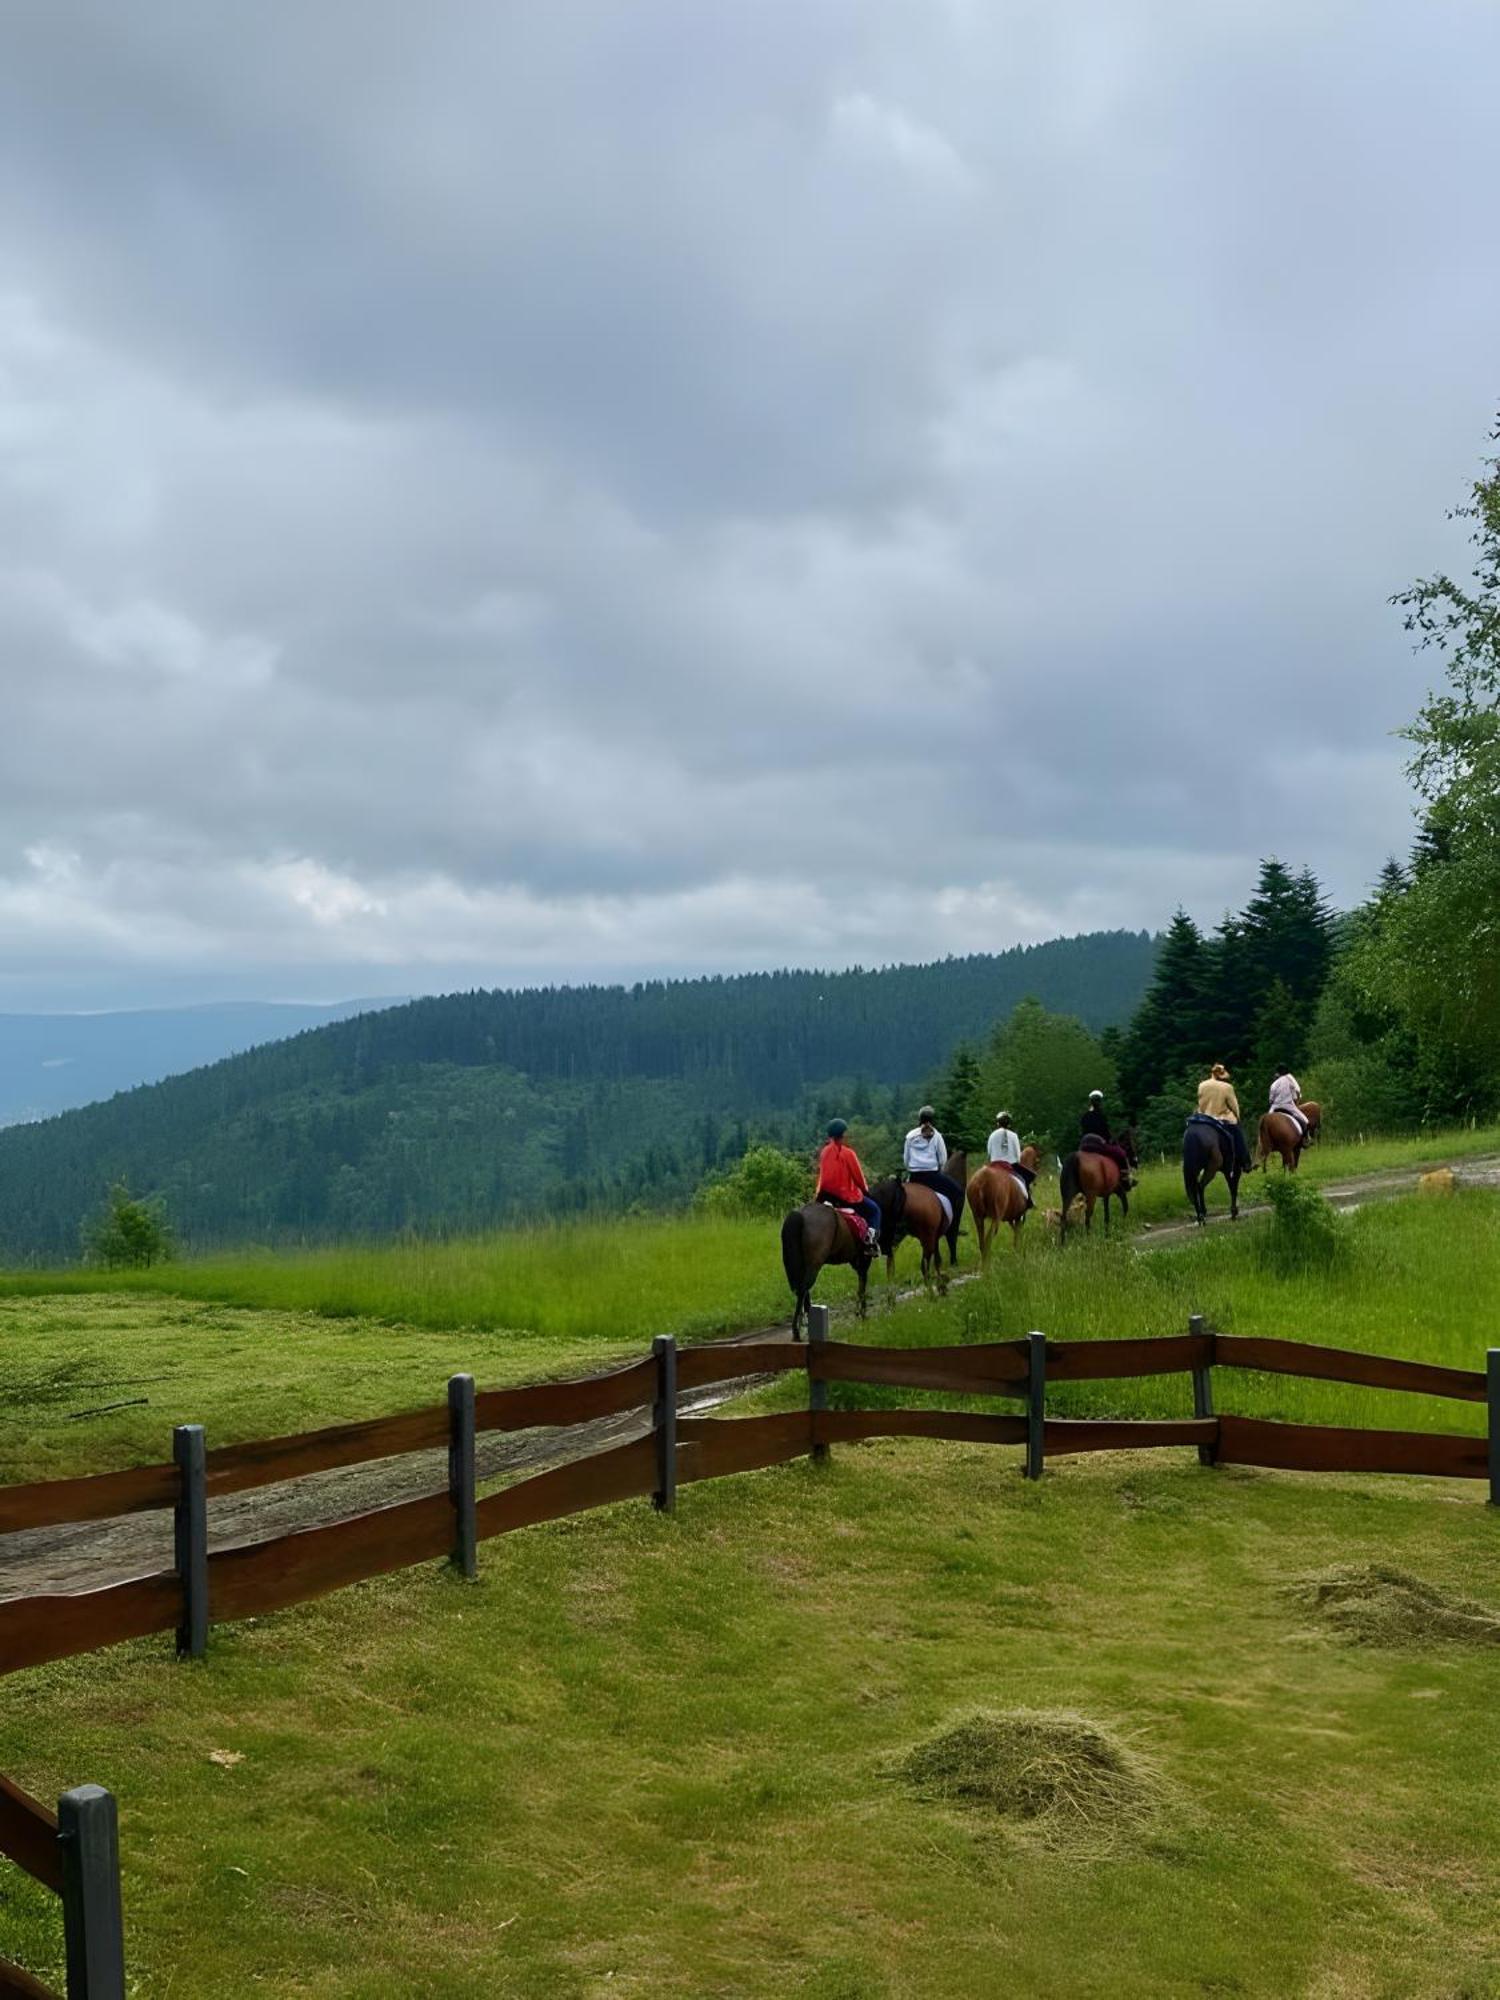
[[934, 1191, 953, 1229]]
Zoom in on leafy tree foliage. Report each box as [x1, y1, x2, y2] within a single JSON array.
[[0, 934, 1157, 1260], [975, 999, 1115, 1161], [82, 1182, 173, 1269], [694, 1145, 811, 1218]]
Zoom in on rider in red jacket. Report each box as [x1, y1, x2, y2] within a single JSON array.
[[815, 1121, 882, 1245]]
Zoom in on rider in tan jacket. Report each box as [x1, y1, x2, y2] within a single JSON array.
[[1197, 1063, 1251, 1171]]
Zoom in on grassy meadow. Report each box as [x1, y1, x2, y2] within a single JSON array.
[[5, 1152, 1500, 1992], [4, 1434, 1500, 1996]]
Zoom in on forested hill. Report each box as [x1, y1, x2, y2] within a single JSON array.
[[0, 931, 1154, 1260]]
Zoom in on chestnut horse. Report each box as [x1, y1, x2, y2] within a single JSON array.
[[1059, 1126, 1139, 1239], [1257, 1100, 1323, 1172], [868, 1175, 953, 1288], [966, 1146, 1041, 1264], [780, 1202, 875, 1339]]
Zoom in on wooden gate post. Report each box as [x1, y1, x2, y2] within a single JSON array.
[[652, 1337, 678, 1512], [1025, 1331, 1046, 1481], [1488, 1351, 1500, 1508], [447, 1374, 477, 1580], [58, 1786, 125, 2000], [1189, 1314, 1217, 1468], [172, 1424, 207, 1660], [808, 1302, 830, 1463]]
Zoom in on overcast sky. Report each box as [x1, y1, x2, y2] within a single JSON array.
[[1, 2, 1497, 1011]]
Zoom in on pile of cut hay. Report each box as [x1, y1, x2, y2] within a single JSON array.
[[1288, 1563, 1500, 1648], [896, 1708, 1161, 1854]]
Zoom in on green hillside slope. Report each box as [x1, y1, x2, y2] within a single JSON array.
[[0, 932, 1155, 1259]]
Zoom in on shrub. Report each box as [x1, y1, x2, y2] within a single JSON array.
[[1257, 1174, 1345, 1277], [82, 1182, 175, 1269], [694, 1144, 811, 1219]]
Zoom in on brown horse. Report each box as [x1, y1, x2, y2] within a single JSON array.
[[780, 1201, 875, 1338], [868, 1175, 951, 1288], [966, 1147, 1041, 1264], [1058, 1126, 1139, 1239], [1257, 1100, 1323, 1172]]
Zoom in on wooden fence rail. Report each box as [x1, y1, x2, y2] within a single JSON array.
[[4, 1306, 1499, 1995], [0, 1778, 124, 2000]]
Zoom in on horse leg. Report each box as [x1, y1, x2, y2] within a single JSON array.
[[856, 1261, 868, 1319], [976, 1215, 991, 1267], [792, 1290, 806, 1340]]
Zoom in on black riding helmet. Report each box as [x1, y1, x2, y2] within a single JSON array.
[[827, 1119, 848, 1138]]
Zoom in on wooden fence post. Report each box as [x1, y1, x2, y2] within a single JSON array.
[[808, 1302, 830, 1463], [447, 1374, 477, 1580], [172, 1424, 207, 1661], [1189, 1314, 1216, 1468], [1488, 1351, 1500, 1508], [1025, 1331, 1046, 1481], [58, 1785, 125, 2000], [652, 1336, 677, 1512]]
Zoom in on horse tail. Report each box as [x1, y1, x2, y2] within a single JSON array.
[[1059, 1153, 1079, 1235], [780, 1209, 806, 1301]]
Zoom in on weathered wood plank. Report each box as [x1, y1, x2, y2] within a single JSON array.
[[0, 1774, 61, 1893], [1216, 1415, 1487, 1479], [0, 1953, 59, 1999], [1043, 1418, 1219, 1456], [475, 1436, 658, 1538], [674, 1342, 808, 1391], [811, 1341, 1029, 1392], [203, 1406, 450, 1497], [1044, 1333, 1211, 1381], [209, 1492, 452, 1621], [0, 1462, 178, 1535], [474, 1357, 659, 1434], [676, 1413, 812, 1482], [0, 1574, 179, 1678], [1215, 1334, 1485, 1404]]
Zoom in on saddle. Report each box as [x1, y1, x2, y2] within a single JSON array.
[[833, 1207, 878, 1253]]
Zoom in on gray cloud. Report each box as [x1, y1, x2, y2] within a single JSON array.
[[0, 0, 1496, 1007]]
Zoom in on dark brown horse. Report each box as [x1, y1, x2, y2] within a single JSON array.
[[780, 1201, 875, 1338], [1257, 1100, 1322, 1172], [1183, 1118, 1242, 1225], [868, 1175, 952, 1288], [966, 1146, 1041, 1263], [1059, 1126, 1138, 1239]]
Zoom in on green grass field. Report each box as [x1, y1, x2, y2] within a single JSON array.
[[5, 1169, 1500, 1994], [5, 1438, 1500, 1996]]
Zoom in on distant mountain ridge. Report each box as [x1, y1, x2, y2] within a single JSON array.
[[0, 1000, 398, 1127], [0, 933, 1156, 1261]]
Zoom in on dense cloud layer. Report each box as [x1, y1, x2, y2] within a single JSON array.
[[1, 2, 1497, 1006]]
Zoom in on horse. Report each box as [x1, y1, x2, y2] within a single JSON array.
[[1058, 1125, 1139, 1239], [966, 1146, 1042, 1264], [780, 1201, 876, 1339], [1257, 1100, 1321, 1172], [867, 1175, 952, 1289], [1182, 1118, 1243, 1225]]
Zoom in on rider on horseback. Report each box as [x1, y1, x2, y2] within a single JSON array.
[[987, 1112, 1034, 1206], [815, 1120, 881, 1251], [1195, 1062, 1252, 1173], [903, 1106, 965, 1220], [1268, 1067, 1310, 1149], [1077, 1091, 1134, 1189]]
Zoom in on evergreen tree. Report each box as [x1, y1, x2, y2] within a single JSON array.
[[1117, 910, 1208, 1112], [931, 1043, 983, 1153]]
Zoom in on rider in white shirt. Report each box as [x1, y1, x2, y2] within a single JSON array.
[[902, 1105, 964, 1214], [1268, 1068, 1309, 1145], [987, 1114, 1021, 1166]]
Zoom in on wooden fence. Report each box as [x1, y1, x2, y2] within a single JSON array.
[[3, 1309, 1497, 1993], [0, 1778, 123, 2000]]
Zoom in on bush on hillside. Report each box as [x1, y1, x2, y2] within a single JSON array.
[[82, 1182, 175, 1269], [694, 1144, 811, 1219], [1257, 1174, 1345, 1277]]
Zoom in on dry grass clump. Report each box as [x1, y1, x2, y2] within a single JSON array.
[[897, 1709, 1162, 1854], [1288, 1564, 1500, 1648]]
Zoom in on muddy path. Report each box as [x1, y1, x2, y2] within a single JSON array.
[[4, 1152, 1496, 1602]]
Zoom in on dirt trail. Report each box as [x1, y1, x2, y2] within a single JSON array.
[[4, 1152, 1496, 1603]]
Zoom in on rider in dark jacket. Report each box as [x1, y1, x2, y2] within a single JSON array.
[[1080, 1091, 1111, 1143]]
